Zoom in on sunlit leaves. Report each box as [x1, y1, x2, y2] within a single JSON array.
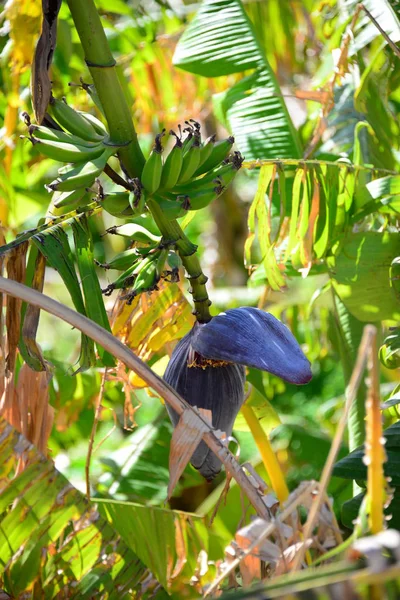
[[246, 159, 400, 291], [173, 0, 301, 160], [245, 165, 285, 290], [112, 280, 195, 365], [328, 232, 400, 322], [343, 0, 400, 53], [0, 416, 147, 597]]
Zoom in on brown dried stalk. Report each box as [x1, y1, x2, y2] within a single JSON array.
[[85, 368, 107, 501], [291, 325, 377, 571]]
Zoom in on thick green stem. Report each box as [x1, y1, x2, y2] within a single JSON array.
[[67, 0, 212, 323], [147, 199, 212, 323], [66, 0, 145, 177]]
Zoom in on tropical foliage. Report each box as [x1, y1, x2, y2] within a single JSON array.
[[0, 0, 400, 597]]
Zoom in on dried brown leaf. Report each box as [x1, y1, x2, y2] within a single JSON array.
[[167, 408, 211, 500], [21, 250, 48, 371], [1, 243, 28, 429], [15, 363, 53, 456], [170, 518, 187, 580], [31, 0, 62, 124], [0, 226, 6, 398], [5, 243, 28, 373], [275, 539, 313, 576]]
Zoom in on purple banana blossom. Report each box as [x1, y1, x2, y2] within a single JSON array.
[[164, 307, 312, 480]]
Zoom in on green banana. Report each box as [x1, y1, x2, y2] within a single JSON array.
[[103, 251, 163, 296], [48, 148, 114, 192], [177, 134, 201, 184], [50, 193, 90, 217], [192, 136, 234, 177], [122, 249, 168, 304], [77, 111, 108, 136], [181, 127, 194, 153], [102, 259, 143, 295], [100, 191, 132, 217], [30, 136, 105, 163], [53, 188, 87, 208], [164, 250, 181, 282], [173, 151, 243, 194], [49, 96, 104, 142], [141, 130, 165, 195], [159, 131, 183, 190], [104, 223, 161, 243], [187, 182, 225, 211], [197, 134, 216, 169], [98, 247, 141, 271], [28, 124, 99, 148], [127, 178, 145, 215], [155, 195, 189, 220]]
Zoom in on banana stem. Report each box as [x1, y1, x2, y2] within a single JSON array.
[[66, 0, 212, 323], [147, 199, 212, 323], [241, 404, 289, 504], [66, 0, 145, 177]]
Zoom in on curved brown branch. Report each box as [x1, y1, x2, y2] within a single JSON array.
[[0, 276, 269, 518]]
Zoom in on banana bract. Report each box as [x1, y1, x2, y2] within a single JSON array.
[[164, 327, 246, 481], [164, 307, 312, 480]]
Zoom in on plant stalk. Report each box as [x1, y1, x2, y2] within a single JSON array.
[[66, 0, 145, 177], [66, 0, 212, 323], [241, 403, 289, 504], [147, 199, 212, 322]]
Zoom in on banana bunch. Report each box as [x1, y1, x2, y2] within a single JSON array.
[[102, 247, 168, 304], [97, 122, 241, 223], [138, 121, 242, 219], [23, 96, 118, 214]]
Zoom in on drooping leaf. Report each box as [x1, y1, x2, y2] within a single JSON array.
[[32, 226, 96, 372], [0, 416, 148, 597], [71, 215, 115, 367], [19, 246, 48, 371], [245, 165, 286, 290], [98, 499, 226, 591]]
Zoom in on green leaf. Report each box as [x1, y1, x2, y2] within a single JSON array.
[[32, 226, 96, 372], [0, 417, 147, 597], [97, 419, 204, 503], [234, 386, 281, 435], [173, 0, 301, 160], [333, 421, 400, 488], [367, 175, 400, 200], [342, 488, 400, 531], [98, 499, 225, 592], [328, 231, 400, 322], [173, 0, 262, 76], [0, 202, 101, 256], [334, 449, 400, 484], [71, 215, 115, 367], [344, 0, 400, 53], [213, 67, 301, 159]]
